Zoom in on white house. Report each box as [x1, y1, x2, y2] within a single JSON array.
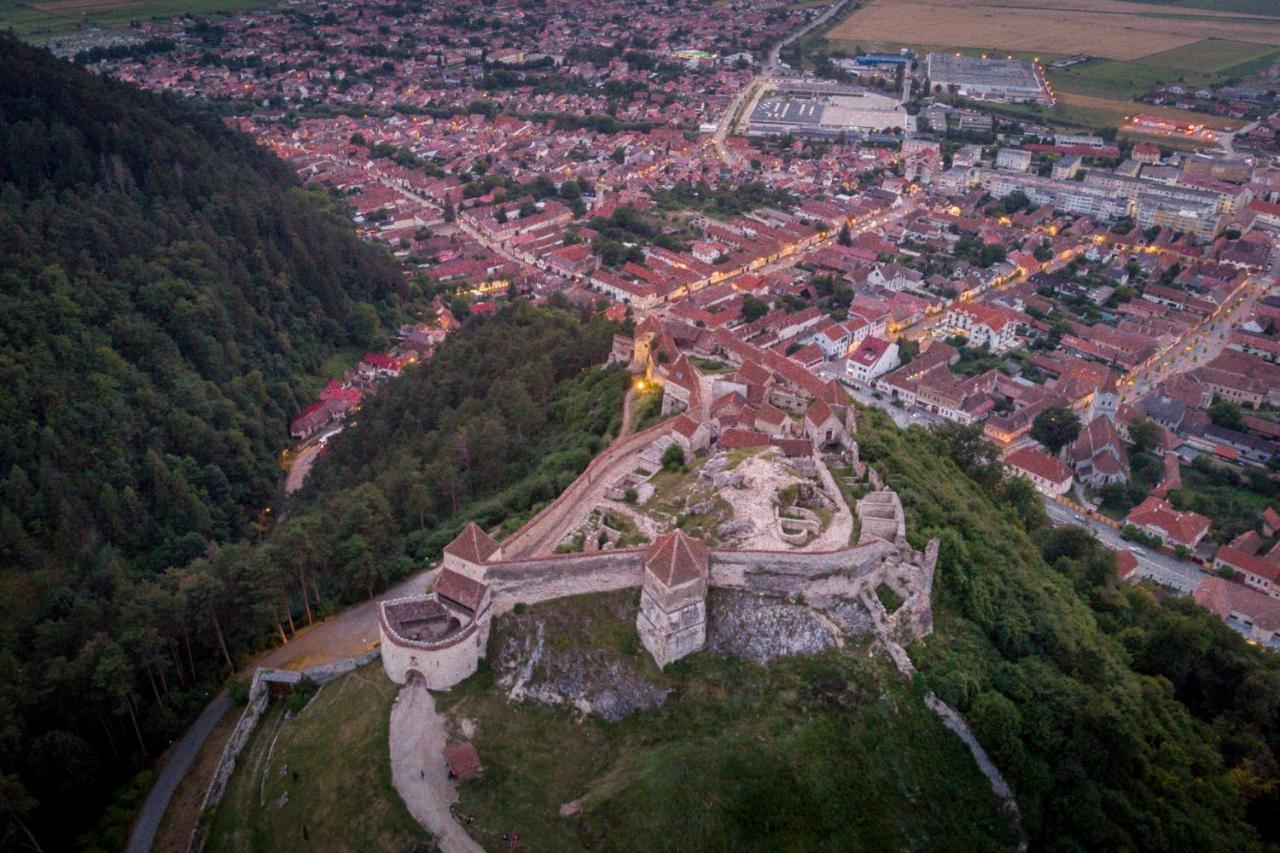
[[845, 336, 901, 385], [943, 303, 1019, 352]]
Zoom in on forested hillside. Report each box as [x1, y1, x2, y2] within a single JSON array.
[[0, 36, 411, 848], [856, 412, 1280, 850]]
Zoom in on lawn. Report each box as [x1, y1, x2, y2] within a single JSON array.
[[0, 0, 273, 40], [439, 592, 1015, 851], [204, 663, 430, 853]]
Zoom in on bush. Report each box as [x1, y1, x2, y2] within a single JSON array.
[[661, 444, 686, 472], [286, 676, 320, 714]]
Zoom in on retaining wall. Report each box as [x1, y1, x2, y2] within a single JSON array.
[[188, 647, 381, 853], [708, 541, 891, 594], [499, 420, 674, 559]]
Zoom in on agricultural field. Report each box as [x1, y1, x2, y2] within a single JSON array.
[[0, 0, 270, 40], [827, 0, 1280, 61], [1046, 39, 1280, 100]]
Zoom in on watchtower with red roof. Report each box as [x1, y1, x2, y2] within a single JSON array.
[[442, 521, 502, 582], [636, 531, 710, 668]]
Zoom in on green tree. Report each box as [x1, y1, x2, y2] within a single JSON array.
[[1031, 406, 1082, 454], [1128, 416, 1160, 453], [1209, 400, 1245, 431]]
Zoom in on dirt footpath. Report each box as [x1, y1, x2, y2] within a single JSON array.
[[388, 680, 483, 853]]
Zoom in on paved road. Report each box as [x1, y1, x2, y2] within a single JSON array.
[[1044, 500, 1204, 595], [125, 692, 233, 853]]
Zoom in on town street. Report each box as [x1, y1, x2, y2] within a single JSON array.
[[1044, 500, 1204, 595]]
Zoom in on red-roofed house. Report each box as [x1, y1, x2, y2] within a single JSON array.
[[1126, 496, 1211, 549], [942, 303, 1020, 352], [1195, 575, 1280, 650], [845, 336, 900, 385], [1215, 546, 1280, 599], [1006, 446, 1074, 496]]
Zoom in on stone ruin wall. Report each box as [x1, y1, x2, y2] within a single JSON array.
[[188, 647, 383, 853]]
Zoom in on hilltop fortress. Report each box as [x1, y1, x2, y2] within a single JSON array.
[[379, 317, 939, 688]]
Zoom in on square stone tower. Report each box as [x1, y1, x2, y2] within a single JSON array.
[[636, 531, 710, 668]]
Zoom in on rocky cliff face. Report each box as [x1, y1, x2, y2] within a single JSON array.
[[705, 589, 842, 664], [489, 592, 671, 721]]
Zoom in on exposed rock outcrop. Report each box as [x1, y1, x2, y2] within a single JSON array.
[[705, 589, 841, 664], [490, 595, 671, 721]]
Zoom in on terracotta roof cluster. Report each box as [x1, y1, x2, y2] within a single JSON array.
[[1195, 576, 1280, 634], [1125, 496, 1210, 547]]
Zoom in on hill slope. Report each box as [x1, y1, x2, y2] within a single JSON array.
[[0, 36, 402, 848]]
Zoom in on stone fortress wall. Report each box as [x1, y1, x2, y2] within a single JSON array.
[[498, 420, 676, 559], [378, 409, 938, 687]]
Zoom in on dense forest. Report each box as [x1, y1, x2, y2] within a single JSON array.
[[0, 38, 618, 850], [0, 35, 401, 848], [857, 413, 1280, 850]]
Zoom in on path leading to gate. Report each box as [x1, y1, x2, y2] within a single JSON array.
[[389, 678, 483, 853]]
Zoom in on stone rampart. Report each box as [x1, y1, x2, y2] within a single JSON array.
[[499, 420, 675, 559], [487, 550, 645, 614]]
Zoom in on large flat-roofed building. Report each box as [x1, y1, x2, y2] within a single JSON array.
[[925, 53, 1049, 104], [748, 79, 907, 138]]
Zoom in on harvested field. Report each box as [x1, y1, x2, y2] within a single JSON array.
[[1046, 39, 1280, 99], [828, 0, 1280, 61]]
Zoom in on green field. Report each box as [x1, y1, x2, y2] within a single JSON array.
[[0, 0, 271, 40], [1121, 0, 1280, 14], [1048, 38, 1280, 100], [204, 664, 431, 853]]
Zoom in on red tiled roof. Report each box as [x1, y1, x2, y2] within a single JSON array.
[[644, 531, 710, 587], [1006, 446, 1073, 486], [1126, 496, 1210, 547], [1115, 549, 1140, 579], [443, 521, 501, 564], [443, 742, 483, 780], [1215, 545, 1280, 584], [718, 427, 772, 450], [1195, 575, 1280, 632], [434, 568, 487, 613]]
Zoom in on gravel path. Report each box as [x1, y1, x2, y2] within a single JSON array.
[[389, 679, 483, 853]]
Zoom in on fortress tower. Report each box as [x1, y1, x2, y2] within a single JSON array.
[[636, 531, 710, 668]]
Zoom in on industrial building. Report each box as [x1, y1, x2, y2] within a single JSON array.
[[748, 79, 907, 139], [924, 53, 1049, 104]]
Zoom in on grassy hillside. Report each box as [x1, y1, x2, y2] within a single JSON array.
[[204, 663, 429, 853], [440, 591, 1017, 852]]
